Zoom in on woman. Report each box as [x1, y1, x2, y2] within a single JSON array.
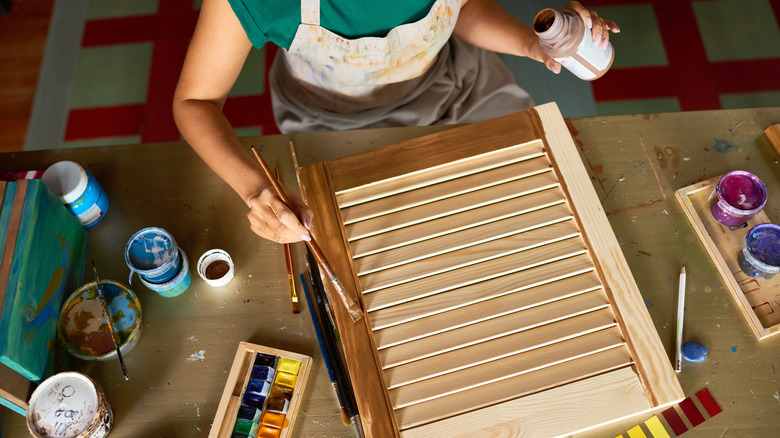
[[173, 0, 618, 243]]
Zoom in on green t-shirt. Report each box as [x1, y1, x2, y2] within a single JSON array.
[[227, 0, 436, 49]]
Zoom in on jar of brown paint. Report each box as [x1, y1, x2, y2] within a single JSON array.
[[533, 8, 614, 81]]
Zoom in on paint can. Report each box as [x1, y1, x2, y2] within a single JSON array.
[[57, 280, 142, 361], [139, 248, 191, 297], [27, 371, 113, 438], [41, 161, 109, 228], [738, 223, 780, 280], [709, 171, 767, 227], [197, 249, 235, 287], [534, 8, 614, 81], [125, 227, 182, 284]]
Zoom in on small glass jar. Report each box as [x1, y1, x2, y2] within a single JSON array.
[[738, 223, 780, 280], [709, 171, 767, 227]]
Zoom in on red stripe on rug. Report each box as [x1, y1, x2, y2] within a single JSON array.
[[65, 105, 145, 141], [713, 58, 780, 95], [82, 12, 198, 47], [592, 66, 675, 101], [143, 37, 191, 143]]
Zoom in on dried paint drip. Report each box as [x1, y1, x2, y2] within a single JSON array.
[[197, 249, 235, 287], [27, 372, 113, 438], [739, 223, 780, 280], [709, 171, 767, 227], [57, 280, 142, 361]]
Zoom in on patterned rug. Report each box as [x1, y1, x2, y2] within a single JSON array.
[[59, 0, 780, 147]]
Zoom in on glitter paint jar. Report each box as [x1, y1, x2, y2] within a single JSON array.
[[709, 171, 767, 227], [738, 223, 780, 280]]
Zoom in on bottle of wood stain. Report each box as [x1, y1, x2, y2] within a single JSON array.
[[533, 8, 614, 81]]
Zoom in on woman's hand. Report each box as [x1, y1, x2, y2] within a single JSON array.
[[246, 183, 314, 244], [544, 1, 620, 74]]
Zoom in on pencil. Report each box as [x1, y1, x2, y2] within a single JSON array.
[[250, 145, 363, 322], [675, 265, 686, 373], [92, 261, 129, 380], [276, 167, 300, 314]]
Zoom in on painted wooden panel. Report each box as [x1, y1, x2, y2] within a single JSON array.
[[0, 180, 89, 381]]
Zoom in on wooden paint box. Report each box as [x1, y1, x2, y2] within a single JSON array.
[[297, 103, 683, 437], [209, 342, 312, 438], [676, 176, 780, 340]]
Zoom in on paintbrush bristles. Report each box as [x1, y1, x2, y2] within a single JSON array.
[[91, 261, 130, 380], [250, 145, 363, 322]]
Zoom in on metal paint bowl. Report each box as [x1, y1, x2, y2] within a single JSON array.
[[57, 280, 142, 361]]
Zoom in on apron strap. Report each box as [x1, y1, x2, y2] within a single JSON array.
[[300, 0, 320, 26]]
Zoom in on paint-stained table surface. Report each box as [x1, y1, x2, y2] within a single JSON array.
[[1, 107, 779, 437]]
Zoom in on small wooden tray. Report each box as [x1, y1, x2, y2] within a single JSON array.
[[209, 341, 312, 438], [675, 176, 780, 340]]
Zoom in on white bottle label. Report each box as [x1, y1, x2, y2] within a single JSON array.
[[554, 26, 612, 80]]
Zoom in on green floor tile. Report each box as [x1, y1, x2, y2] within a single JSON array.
[[595, 97, 681, 116], [693, 0, 780, 61], [64, 136, 142, 149], [230, 48, 267, 97], [593, 4, 667, 68], [720, 91, 780, 109], [71, 43, 153, 109], [235, 127, 264, 137], [87, 0, 158, 19]]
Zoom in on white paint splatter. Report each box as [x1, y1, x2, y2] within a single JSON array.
[[186, 336, 198, 342], [187, 350, 206, 361], [774, 392, 780, 404]]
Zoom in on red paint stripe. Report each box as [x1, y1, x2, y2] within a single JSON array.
[[695, 388, 723, 418], [82, 12, 198, 47], [661, 407, 688, 436], [592, 67, 675, 101], [65, 105, 145, 140], [679, 397, 705, 427]]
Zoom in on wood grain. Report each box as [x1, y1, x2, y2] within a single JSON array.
[[765, 124, 780, 157], [394, 346, 633, 430], [399, 367, 651, 438], [335, 141, 546, 207], [341, 156, 553, 225], [376, 290, 611, 368]]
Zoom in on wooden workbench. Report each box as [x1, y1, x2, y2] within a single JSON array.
[[1, 107, 778, 437]]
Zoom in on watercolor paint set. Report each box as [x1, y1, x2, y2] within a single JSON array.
[[209, 342, 311, 438]]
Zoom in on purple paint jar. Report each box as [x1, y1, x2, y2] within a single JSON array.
[[738, 224, 780, 280], [709, 171, 767, 227]]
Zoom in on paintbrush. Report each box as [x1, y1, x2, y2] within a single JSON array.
[[276, 167, 300, 314], [250, 145, 363, 322], [91, 261, 129, 380], [675, 265, 686, 373]]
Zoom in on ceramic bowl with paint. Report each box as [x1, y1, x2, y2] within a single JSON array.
[[27, 371, 113, 438], [41, 160, 109, 228], [125, 227, 182, 284], [57, 280, 142, 361], [709, 171, 767, 227], [738, 223, 780, 280], [197, 249, 235, 287], [140, 248, 191, 297]]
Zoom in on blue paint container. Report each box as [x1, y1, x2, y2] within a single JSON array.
[[738, 223, 780, 280], [125, 227, 182, 284], [42, 161, 109, 228], [139, 249, 191, 298]]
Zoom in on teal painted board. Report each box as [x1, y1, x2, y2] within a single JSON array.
[[0, 179, 89, 381]]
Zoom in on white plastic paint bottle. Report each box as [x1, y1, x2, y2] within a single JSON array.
[[533, 8, 614, 81]]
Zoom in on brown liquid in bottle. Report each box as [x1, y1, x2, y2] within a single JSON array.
[[533, 8, 614, 81]]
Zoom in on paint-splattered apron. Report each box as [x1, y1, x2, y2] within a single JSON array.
[[269, 0, 533, 133]]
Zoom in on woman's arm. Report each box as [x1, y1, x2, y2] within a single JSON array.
[[173, 0, 312, 243], [455, 0, 619, 74]]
